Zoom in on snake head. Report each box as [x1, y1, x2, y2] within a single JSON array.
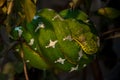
[[73, 32, 100, 54]]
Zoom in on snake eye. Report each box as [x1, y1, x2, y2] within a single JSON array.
[[78, 35, 86, 43]]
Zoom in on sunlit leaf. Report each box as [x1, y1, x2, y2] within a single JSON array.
[[98, 7, 120, 19], [69, 0, 83, 9], [21, 0, 36, 22], [31, 0, 37, 4], [2, 6, 7, 13], [0, 0, 6, 7]]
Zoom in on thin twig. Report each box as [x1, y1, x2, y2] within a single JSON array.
[[105, 32, 120, 40], [102, 28, 120, 36], [7, 0, 14, 15], [101, 28, 120, 40], [20, 46, 29, 80]]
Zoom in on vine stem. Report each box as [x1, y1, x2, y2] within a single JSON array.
[[102, 28, 120, 36], [20, 46, 29, 80]]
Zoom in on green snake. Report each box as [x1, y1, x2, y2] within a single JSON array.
[[11, 8, 100, 71]]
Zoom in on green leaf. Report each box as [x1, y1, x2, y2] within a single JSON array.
[[98, 7, 120, 19], [21, 0, 36, 22]]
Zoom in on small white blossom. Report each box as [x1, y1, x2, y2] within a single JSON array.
[[54, 57, 66, 64], [70, 65, 79, 72], [45, 40, 58, 48], [29, 38, 34, 46]]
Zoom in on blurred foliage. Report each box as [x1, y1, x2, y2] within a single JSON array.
[[98, 7, 120, 19], [0, 0, 37, 80], [0, 0, 6, 7], [21, 0, 36, 22], [0, 0, 36, 31]]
